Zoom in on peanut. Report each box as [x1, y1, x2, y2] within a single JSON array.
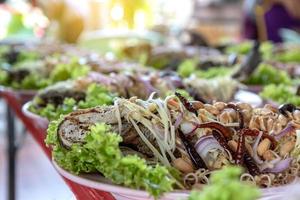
[[204, 104, 219, 115], [213, 102, 226, 111], [249, 117, 259, 130], [257, 138, 271, 156], [228, 140, 238, 151], [293, 110, 300, 122], [228, 109, 237, 119], [191, 101, 204, 110], [237, 102, 252, 112], [219, 112, 231, 124], [172, 158, 194, 173], [278, 114, 288, 127], [262, 150, 276, 161], [280, 140, 295, 157], [264, 104, 277, 113], [258, 117, 267, 131]]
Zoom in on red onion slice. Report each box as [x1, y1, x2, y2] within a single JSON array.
[[263, 158, 292, 173], [274, 123, 295, 141], [174, 112, 183, 128], [252, 131, 264, 164], [195, 135, 223, 165]]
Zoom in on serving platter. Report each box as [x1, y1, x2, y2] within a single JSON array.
[[53, 160, 300, 200], [22, 102, 49, 131]]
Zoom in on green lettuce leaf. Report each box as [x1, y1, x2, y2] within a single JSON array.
[[195, 67, 232, 79], [0, 70, 9, 85], [188, 166, 260, 200], [0, 71, 50, 90], [260, 84, 300, 106], [30, 83, 116, 120], [177, 59, 232, 79], [276, 50, 300, 63], [49, 58, 90, 83], [46, 122, 175, 198], [177, 59, 197, 77], [245, 63, 291, 85]]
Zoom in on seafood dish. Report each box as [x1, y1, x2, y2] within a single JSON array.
[[46, 92, 300, 198]]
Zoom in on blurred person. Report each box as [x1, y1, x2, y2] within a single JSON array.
[[242, 0, 300, 42], [38, 0, 84, 43]]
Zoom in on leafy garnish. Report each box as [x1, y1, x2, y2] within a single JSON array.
[[245, 63, 291, 85], [49, 58, 90, 82], [225, 41, 274, 58], [195, 67, 232, 79], [19, 73, 50, 89], [276, 50, 300, 63], [166, 89, 194, 100], [225, 41, 253, 55], [46, 122, 175, 198], [188, 166, 260, 200], [177, 59, 232, 79], [29, 83, 116, 120], [0, 56, 91, 90], [177, 59, 197, 77], [260, 84, 300, 106]]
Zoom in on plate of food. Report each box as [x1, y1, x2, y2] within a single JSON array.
[[0, 41, 101, 102], [22, 68, 263, 131], [45, 92, 300, 200]]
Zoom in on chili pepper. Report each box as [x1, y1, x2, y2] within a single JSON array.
[[244, 153, 260, 176], [212, 130, 233, 154], [178, 130, 207, 169], [243, 128, 277, 149], [278, 103, 297, 117], [175, 92, 198, 115], [226, 103, 244, 129], [235, 130, 245, 165], [189, 122, 232, 138]]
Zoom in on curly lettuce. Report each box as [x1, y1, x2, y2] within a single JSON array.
[[188, 166, 260, 200], [0, 70, 9, 85], [49, 58, 90, 82], [29, 83, 116, 120], [225, 41, 273, 59], [225, 41, 253, 55], [260, 84, 300, 106], [195, 67, 232, 79], [177, 59, 232, 79], [46, 122, 175, 198], [0, 70, 50, 90], [0, 56, 91, 90], [245, 63, 291, 85], [177, 59, 197, 77], [275, 50, 300, 63], [17, 73, 49, 89]]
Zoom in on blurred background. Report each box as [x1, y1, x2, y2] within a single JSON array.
[[1, 0, 299, 50], [0, 0, 300, 200]]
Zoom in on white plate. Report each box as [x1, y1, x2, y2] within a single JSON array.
[[22, 102, 49, 131], [53, 160, 300, 200], [234, 90, 263, 107]]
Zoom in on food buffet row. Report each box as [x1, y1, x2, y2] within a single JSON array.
[[1, 40, 300, 200]]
